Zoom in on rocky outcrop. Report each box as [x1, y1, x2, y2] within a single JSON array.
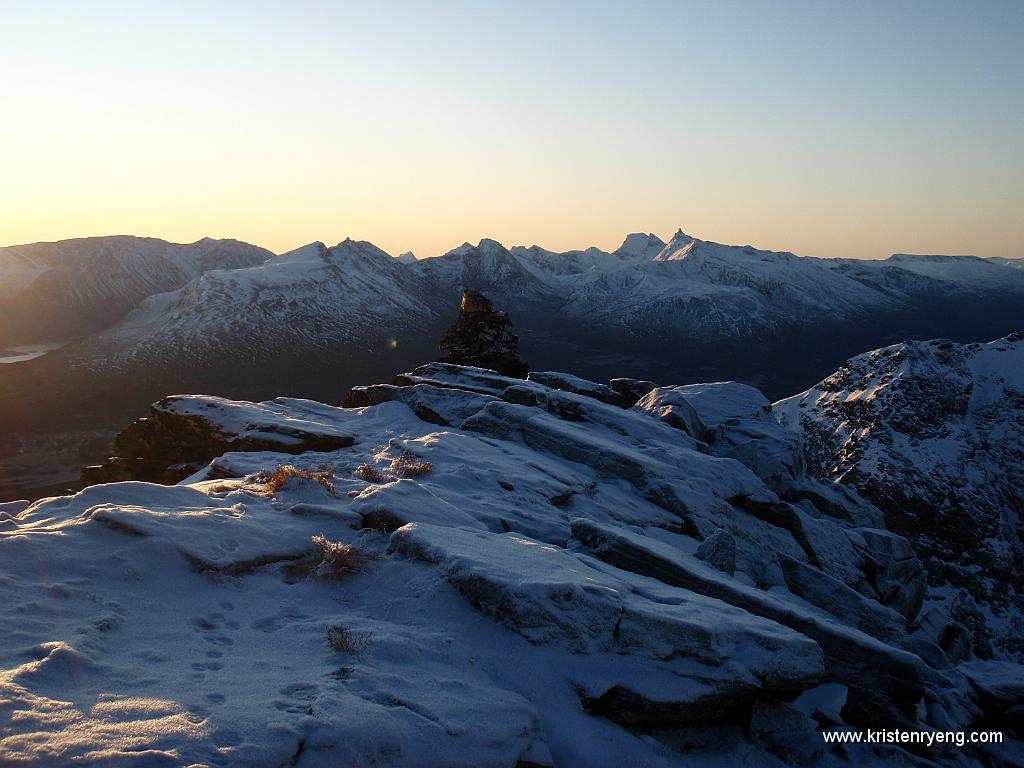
[[776, 334, 1024, 660], [526, 372, 634, 408], [570, 518, 928, 727], [391, 522, 824, 727], [50, 359, 1021, 765], [637, 382, 804, 492], [81, 395, 355, 485], [439, 288, 530, 377]]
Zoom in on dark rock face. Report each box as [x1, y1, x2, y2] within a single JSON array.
[[439, 289, 529, 378], [81, 396, 355, 485]]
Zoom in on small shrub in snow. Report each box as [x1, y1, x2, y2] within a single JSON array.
[[259, 465, 335, 493], [355, 464, 385, 483], [309, 534, 376, 580], [390, 451, 432, 478], [326, 624, 371, 656], [285, 534, 376, 581]]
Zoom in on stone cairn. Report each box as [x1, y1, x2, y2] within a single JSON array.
[[439, 288, 530, 378]]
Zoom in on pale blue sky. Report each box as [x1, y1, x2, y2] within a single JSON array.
[[1, 0, 1021, 258]]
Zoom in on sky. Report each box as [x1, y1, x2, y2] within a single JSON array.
[[0, 0, 1021, 259]]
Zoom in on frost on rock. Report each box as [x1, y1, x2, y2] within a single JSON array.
[[2, 360, 1020, 766]]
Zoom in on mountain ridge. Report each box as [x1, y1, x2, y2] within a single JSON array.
[[1, 229, 1021, 502]]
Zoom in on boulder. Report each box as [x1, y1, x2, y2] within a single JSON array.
[[849, 528, 928, 623], [608, 378, 657, 405], [633, 388, 709, 441], [393, 362, 525, 397], [636, 382, 804, 492], [912, 605, 972, 665], [783, 479, 886, 528]]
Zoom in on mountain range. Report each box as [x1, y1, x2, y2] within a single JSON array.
[[1, 230, 1022, 500]]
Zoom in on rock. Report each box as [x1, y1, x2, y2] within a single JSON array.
[[81, 395, 356, 486], [789, 682, 848, 726], [342, 383, 494, 427], [526, 372, 632, 408], [636, 382, 805, 492], [775, 335, 1024, 660], [748, 698, 816, 737], [660, 381, 774, 430], [570, 518, 928, 726], [439, 288, 529, 377], [958, 661, 1024, 739], [462, 400, 649, 486], [912, 605, 973, 664], [959, 660, 1024, 708], [778, 555, 907, 643], [393, 362, 525, 397], [782, 479, 886, 529], [608, 378, 657, 405], [633, 388, 709, 441], [849, 528, 928, 623], [390, 522, 824, 726], [694, 530, 736, 576]]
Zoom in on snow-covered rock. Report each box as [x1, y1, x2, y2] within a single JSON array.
[[776, 334, 1024, 660], [1, 362, 1017, 765], [637, 382, 804, 492]]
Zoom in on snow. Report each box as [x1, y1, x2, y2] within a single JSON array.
[[37, 228, 1024, 375], [775, 334, 1024, 661], [1, 362, 1018, 765], [0, 342, 68, 364]]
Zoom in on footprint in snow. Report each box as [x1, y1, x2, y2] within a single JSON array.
[[189, 612, 237, 650]]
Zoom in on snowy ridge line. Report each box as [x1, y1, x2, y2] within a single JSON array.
[[4, 229, 1022, 373]]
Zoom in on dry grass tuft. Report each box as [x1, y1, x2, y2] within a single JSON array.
[[354, 464, 386, 483], [309, 533, 376, 579], [390, 451, 433, 478], [326, 624, 372, 656], [260, 465, 336, 493], [283, 534, 376, 582]]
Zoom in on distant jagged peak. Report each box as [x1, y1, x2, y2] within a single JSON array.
[[613, 232, 666, 260], [445, 238, 511, 258], [654, 228, 699, 261], [329, 237, 393, 260], [276, 241, 329, 263], [397, 251, 417, 264], [470, 237, 511, 255]]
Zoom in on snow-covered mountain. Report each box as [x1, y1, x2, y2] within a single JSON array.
[[0, 235, 273, 348], [776, 334, 1024, 661], [4, 363, 1021, 766], [78, 239, 437, 370], [53, 229, 1024, 378]]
